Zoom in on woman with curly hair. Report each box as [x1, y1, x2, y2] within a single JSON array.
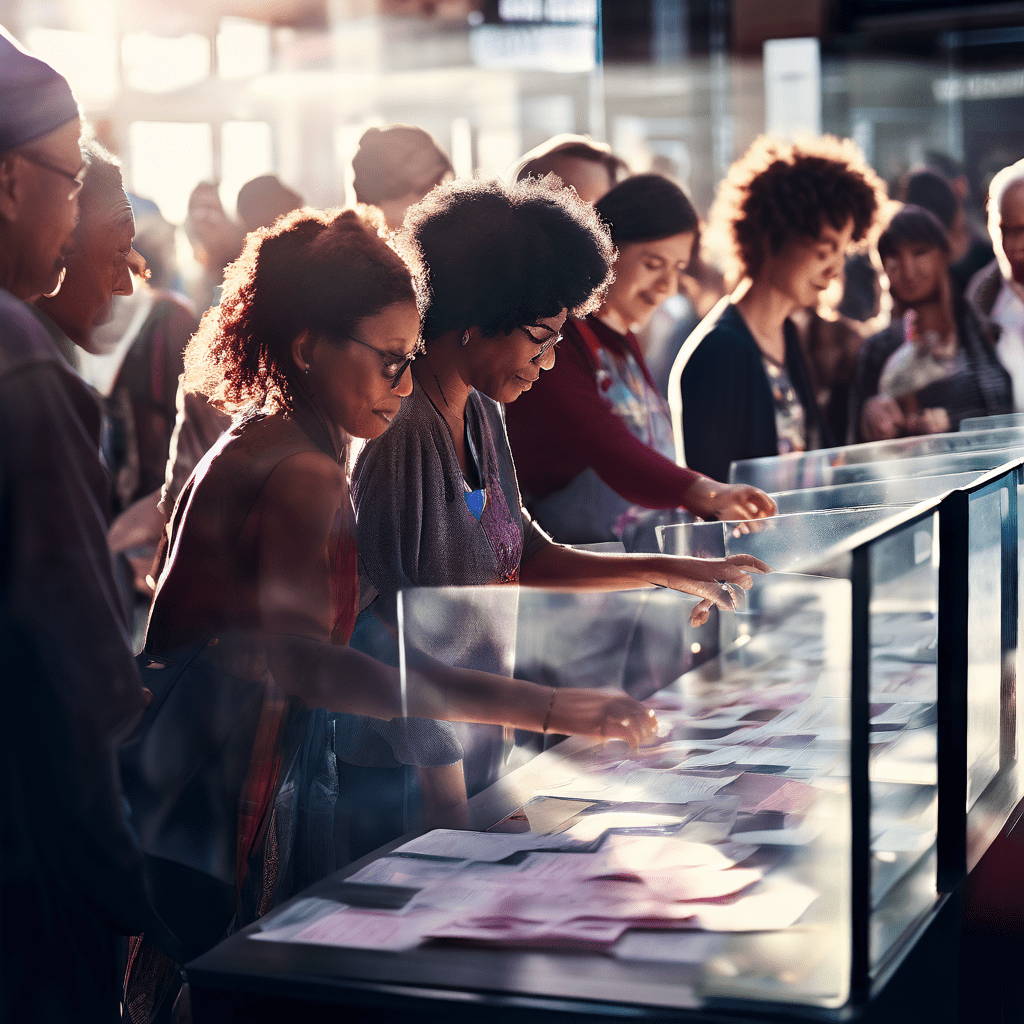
[[505, 173, 776, 545], [352, 177, 770, 794], [669, 136, 886, 482], [138, 207, 660, 972]]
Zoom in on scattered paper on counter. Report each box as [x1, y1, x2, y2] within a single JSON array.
[[268, 908, 448, 951]]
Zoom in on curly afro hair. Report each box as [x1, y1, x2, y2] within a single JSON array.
[[404, 175, 615, 342], [709, 135, 887, 283], [184, 205, 424, 414]]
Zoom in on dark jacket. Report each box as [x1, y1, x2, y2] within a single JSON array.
[[0, 289, 158, 1023], [675, 302, 833, 483], [848, 287, 1012, 442], [966, 258, 1003, 330]]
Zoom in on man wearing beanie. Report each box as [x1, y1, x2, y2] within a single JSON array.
[[0, 27, 160, 1024]]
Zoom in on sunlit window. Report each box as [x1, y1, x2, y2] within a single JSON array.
[[220, 121, 274, 215], [122, 33, 211, 94], [128, 121, 214, 224], [217, 18, 271, 81], [25, 28, 118, 105]]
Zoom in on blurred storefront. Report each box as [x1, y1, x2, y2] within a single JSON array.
[[1, 0, 1023, 226]]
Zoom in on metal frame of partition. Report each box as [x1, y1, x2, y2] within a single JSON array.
[[936, 460, 1022, 889]]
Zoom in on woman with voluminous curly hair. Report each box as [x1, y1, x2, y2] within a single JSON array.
[[669, 135, 887, 483], [352, 176, 770, 796], [135, 206, 660, 999]]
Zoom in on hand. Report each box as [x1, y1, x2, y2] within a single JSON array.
[[545, 688, 658, 748], [917, 407, 951, 435], [683, 477, 777, 528], [653, 554, 772, 626], [861, 395, 905, 441]]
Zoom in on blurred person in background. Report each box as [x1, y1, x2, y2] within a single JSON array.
[[670, 136, 885, 483], [0, 32, 167, 1023], [34, 142, 200, 623], [967, 158, 1024, 412], [505, 174, 774, 546], [184, 181, 245, 316], [903, 168, 994, 295], [513, 132, 627, 203], [155, 173, 306, 536], [850, 205, 1011, 441], [351, 123, 453, 231], [236, 172, 304, 233]]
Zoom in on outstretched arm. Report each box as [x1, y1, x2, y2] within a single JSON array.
[[257, 452, 656, 745]]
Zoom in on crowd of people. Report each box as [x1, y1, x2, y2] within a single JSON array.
[[6, 22, 1024, 1024]]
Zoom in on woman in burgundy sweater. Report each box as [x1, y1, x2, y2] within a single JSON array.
[[506, 174, 775, 545]]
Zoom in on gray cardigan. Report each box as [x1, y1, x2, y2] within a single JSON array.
[[352, 381, 552, 795], [352, 380, 550, 606]]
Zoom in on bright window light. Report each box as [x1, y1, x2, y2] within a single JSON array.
[[128, 121, 213, 224], [220, 121, 274, 216], [25, 28, 118, 105], [217, 17, 271, 80], [122, 33, 211, 94]]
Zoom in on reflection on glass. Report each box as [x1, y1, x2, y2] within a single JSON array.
[[966, 490, 1003, 811], [772, 475, 978, 514], [866, 514, 939, 972], [961, 413, 1024, 432], [392, 580, 854, 1009], [730, 426, 1024, 491], [658, 507, 902, 574]]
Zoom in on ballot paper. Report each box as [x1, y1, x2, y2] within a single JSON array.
[[253, 897, 347, 942], [393, 829, 585, 862], [536, 766, 740, 804], [600, 835, 755, 871], [671, 878, 819, 932], [725, 773, 821, 815], [429, 915, 630, 951], [681, 745, 835, 773], [268, 908, 450, 951], [392, 812, 687, 863], [729, 817, 824, 846], [347, 856, 471, 887]]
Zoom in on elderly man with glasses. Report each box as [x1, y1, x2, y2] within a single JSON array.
[[0, 28, 167, 1024]]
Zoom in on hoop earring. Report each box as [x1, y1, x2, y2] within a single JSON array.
[[461, 330, 470, 346]]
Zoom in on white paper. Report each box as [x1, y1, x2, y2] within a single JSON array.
[[347, 856, 471, 887], [272, 908, 448, 950], [614, 770, 741, 804]]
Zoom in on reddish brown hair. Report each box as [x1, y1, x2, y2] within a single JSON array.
[[184, 206, 423, 414], [709, 135, 886, 283]]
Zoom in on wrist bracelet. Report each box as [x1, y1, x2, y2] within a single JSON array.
[[542, 687, 557, 733]]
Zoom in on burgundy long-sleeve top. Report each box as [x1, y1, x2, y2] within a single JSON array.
[[505, 315, 704, 509]]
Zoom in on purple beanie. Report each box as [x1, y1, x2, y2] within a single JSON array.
[[0, 26, 79, 152]]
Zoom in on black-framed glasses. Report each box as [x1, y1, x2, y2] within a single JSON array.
[[346, 335, 424, 390], [17, 150, 87, 197], [520, 326, 562, 365]]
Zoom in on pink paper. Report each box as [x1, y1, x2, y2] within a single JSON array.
[[292, 909, 444, 951], [726, 773, 820, 814]]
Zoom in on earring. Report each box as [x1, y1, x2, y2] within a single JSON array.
[[461, 330, 470, 346], [303, 364, 311, 373]]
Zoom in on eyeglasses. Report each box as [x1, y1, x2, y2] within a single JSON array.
[[17, 150, 87, 198], [520, 326, 562, 364], [346, 335, 424, 390]]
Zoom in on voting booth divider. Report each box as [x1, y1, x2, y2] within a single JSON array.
[[186, 424, 1024, 1023]]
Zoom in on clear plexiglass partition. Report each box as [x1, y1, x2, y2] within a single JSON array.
[[961, 413, 1024, 432], [729, 427, 1024, 492], [657, 506, 904, 574], [231, 460, 1024, 1018]]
